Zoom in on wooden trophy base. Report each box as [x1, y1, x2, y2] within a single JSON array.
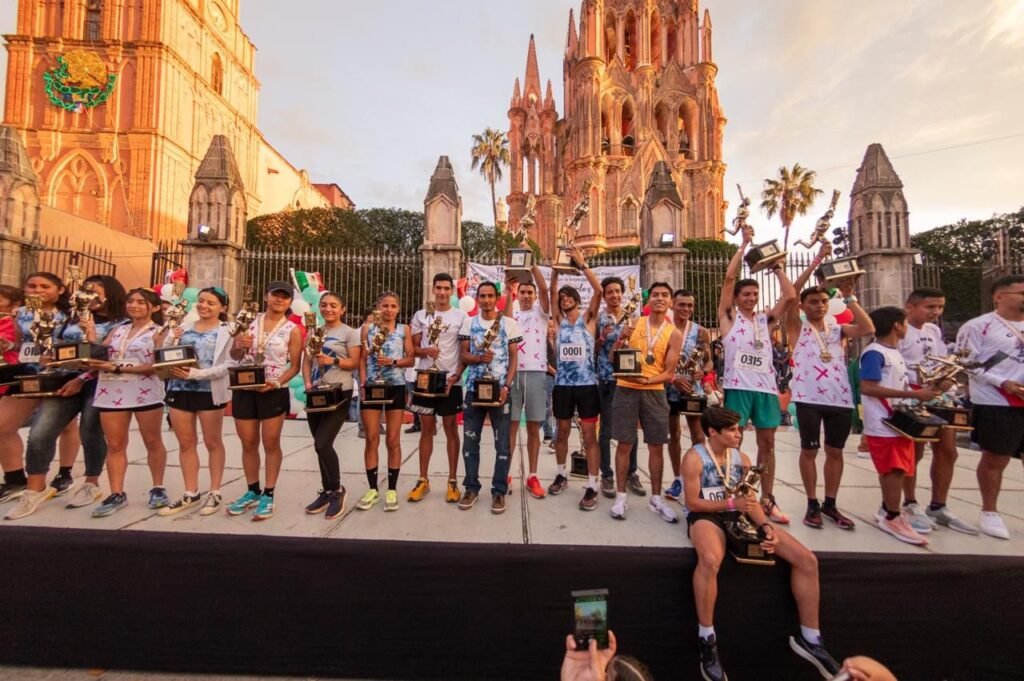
[[725, 519, 776, 566], [228, 365, 267, 391], [0, 364, 21, 387], [306, 386, 345, 413], [745, 240, 787, 274], [883, 407, 946, 442], [505, 248, 535, 284], [611, 349, 643, 379], [927, 405, 973, 431], [413, 368, 449, 398], [14, 372, 76, 398], [153, 345, 198, 380], [815, 256, 866, 285], [551, 247, 579, 274], [470, 377, 502, 407], [362, 380, 392, 405], [569, 450, 589, 478], [48, 342, 111, 371], [678, 394, 708, 415]]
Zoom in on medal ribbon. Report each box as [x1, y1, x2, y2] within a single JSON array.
[[256, 313, 289, 363]]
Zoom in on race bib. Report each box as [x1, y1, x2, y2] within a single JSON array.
[[18, 343, 41, 364], [701, 485, 727, 502], [559, 343, 585, 363], [734, 350, 770, 374]]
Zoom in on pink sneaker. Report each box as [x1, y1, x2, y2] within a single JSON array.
[[878, 513, 928, 546], [761, 495, 791, 524]]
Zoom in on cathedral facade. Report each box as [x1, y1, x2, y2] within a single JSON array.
[[2, 0, 332, 245], [507, 0, 727, 256]]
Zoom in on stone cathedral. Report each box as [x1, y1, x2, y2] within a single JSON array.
[[507, 0, 727, 256]]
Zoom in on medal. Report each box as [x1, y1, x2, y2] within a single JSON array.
[[646, 353, 655, 365], [808, 320, 834, 365], [820, 352, 833, 363], [753, 340, 764, 350], [254, 352, 265, 364], [644, 318, 668, 368]]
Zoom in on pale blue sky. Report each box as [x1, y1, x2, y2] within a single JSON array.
[[2, 0, 1022, 245]]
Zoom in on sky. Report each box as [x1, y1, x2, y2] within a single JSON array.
[[1, 0, 1022, 246]]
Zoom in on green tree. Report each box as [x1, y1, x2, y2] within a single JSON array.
[[246, 208, 425, 254], [461, 220, 539, 263], [760, 163, 823, 251], [470, 128, 511, 229]]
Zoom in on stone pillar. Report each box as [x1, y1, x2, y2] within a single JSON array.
[[858, 249, 918, 310], [0, 126, 41, 286], [420, 156, 462, 302], [639, 161, 688, 287], [181, 135, 247, 306]]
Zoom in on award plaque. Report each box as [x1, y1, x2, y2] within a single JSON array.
[[153, 345, 198, 379], [362, 378, 392, 405], [414, 368, 448, 397], [48, 341, 110, 371], [505, 248, 535, 284], [228, 365, 267, 391], [883, 405, 947, 442], [15, 371, 76, 397], [306, 386, 346, 413], [927, 405, 972, 431], [611, 348, 643, 378], [570, 450, 589, 478], [816, 256, 865, 284], [678, 394, 708, 416], [744, 240, 787, 274], [471, 375, 502, 407]]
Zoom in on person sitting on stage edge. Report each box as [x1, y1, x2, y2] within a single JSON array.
[[682, 406, 840, 681]]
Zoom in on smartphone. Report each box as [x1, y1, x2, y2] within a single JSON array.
[[572, 588, 609, 650]]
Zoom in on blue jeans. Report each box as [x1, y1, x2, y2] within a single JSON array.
[[598, 380, 637, 479], [462, 391, 512, 496], [26, 380, 106, 477], [543, 373, 555, 440]]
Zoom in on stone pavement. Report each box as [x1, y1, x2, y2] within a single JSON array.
[[4, 416, 1023, 557]]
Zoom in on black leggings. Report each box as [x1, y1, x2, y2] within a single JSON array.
[[306, 390, 353, 491]]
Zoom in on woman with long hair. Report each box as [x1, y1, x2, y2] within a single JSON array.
[[302, 292, 361, 519], [90, 288, 167, 517], [357, 290, 414, 512], [158, 287, 233, 516], [226, 281, 302, 521], [1, 272, 71, 519]]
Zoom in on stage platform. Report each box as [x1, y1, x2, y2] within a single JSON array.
[[2, 419, 1022, 680]]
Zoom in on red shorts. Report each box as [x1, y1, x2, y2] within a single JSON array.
[[866, 435, 916, 475]]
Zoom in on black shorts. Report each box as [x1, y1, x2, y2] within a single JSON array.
[[685, 511, 742, 537], [553, 384, 601, 421], [410, 385, 463, 417], [97, 402, 163, 414], [795, 402, 853, 450], [972, 404, 1024, 458], [231, 387, 290, 420], [165, 390, 227, 413], [361, 384, 406, 411]]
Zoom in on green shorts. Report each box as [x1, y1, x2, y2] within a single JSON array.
[[724, 389, 782, 429]]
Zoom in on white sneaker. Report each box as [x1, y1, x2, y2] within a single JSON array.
[[4, 488, 56, 520], [902, 502, 933, 534], [648, 495, 678, 524], [610, 497, 627, 520], [979, 512, 1010, 540], [66, 482, 102, 509], [926, 505, 979, 535]]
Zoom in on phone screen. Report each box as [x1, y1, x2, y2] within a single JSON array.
[[572, 588, 609, 650]]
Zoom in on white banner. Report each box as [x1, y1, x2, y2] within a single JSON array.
[[465, 262, 641, 309]]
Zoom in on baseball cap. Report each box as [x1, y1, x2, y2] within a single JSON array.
[[266, 281, 293, 297]]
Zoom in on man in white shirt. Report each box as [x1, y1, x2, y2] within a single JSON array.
[[956, 275, 1024, 539], [407, 273, 467, 504]]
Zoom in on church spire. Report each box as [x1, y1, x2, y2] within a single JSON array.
[[566, 8, 578, 56], [510, 77, 521, 109], [524, 34, 542, 106], [851, 143, 904, 195], [544, 79, 555, 111]]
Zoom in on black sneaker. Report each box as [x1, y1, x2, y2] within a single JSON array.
[[698, 634, 727, 681], [305, 490, 331, 514], [547, 474, 568, 496], [50, 470, 73, 497], [789, 633, 840, 678], [803, 504, 823, 529], [0, 482, 27, 504], [325, 488, 346, 520], [578, 487, 598, 511]]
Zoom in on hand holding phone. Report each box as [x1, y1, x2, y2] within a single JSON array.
[[571, 589, 609, 650]]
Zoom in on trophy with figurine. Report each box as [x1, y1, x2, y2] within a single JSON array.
[[470, 316, 505, 407], [553, 179, 592, 273], [303, 310, 342, 413], [15, 295, 76, 397], [228, 286, 266, 390], [506, 196, 537, 284], [414, 302, 450, 397], [152, 298, 197, 379], [362, 310, 392, 405], [673, 342, 709, 415], [723, 465, 776, 566], [726, 185, 786, 273], [611, 295, 643, 378], [916, 353, 974, 431], [806, 191, 866, 285], [49, 264, 110, 370]]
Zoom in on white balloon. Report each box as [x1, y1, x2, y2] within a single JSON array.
[[458, 295, 475, 313], [291, 297, 311, 315], [182, 308, 200, 325], [827, 297, 847, 316], [159, 283, 175, 301], [289, 397, 306, 419]]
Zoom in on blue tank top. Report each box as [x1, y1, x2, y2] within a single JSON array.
[[555, 315, 597, 386], [667, 322, 705, 401], [366, 323, 406, 386], [694, 443, 744, 504], [595, 312, 624, 383]]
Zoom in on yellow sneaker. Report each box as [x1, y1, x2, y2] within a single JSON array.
[[407, 478, 430, 502], [445, 479, 460, 503], [384, 489, 399, 512]]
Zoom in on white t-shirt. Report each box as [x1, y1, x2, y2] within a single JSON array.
[[514, 304, 550, 373], [956, 312, 1024, 407], [859, 341, 909, 437], [790, 321, 852, 408], [898, 322, 946, 387], [411, 307, 466, 381], [722, 311, 777, 395]]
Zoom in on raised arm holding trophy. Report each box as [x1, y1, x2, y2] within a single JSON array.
[[553, 179, 592, 273], [726, 184, 787, 273], [799, 189, 866, 285], [506, 196, 537, 284]]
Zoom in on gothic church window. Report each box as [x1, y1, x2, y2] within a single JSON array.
[[621, 200, 638, 235], [604, 12, 617, 63], [624, 12, 637, 71], [85, 0, 102, 41], [211, 53, 224, 96], [650, 11, 662, 69]]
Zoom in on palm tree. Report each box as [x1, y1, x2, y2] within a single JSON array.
[[760, 163, 823, 250], [470, 128, 511, 229]]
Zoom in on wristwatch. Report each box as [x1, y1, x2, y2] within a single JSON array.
[[844, 295, 858, 304], [113, 365, 123, 375]]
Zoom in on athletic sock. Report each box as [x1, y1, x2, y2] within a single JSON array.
[[263, 487, 274, 498], [800, 626, 822, 645], [616, 492, 627, 503], [807, 498, 820, 510], [902, 498, 917, 507], [557, 464, 566, 477], [587, 474, 599, 491], [387, 467, 400, 490], [675, 475, 683, 484], [823, 496, 837, 509], [247, 481, 261, 495], [365, 467, 378, 490], [698, 624, 715, 640], [58, 466, 72, 477], [884, 504, 900, 521], [5, 469, 27, 486], [928, 501, 945, 512], [184, 490, 198, 498]]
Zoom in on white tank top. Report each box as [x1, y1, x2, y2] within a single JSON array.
[[245, 315, 297, 382], [722, 311, 777, 395], [790, 320, 852, 408], [94, 322, 165, 408]]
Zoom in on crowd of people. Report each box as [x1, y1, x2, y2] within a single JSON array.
[[1, 229, 1021, 680]]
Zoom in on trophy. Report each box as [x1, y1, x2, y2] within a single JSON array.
[[723, 465, 776, 566], [553, 179, 592, 273], [727, 185, 786, 274], [611, 296, 643, 378], [228, 288, 266, 390], [673, 342, 709, 415], [152, 299, 197, 379], [470, 316, 505, 406], [303, 311, 342, 413], [15, 296, 76, 397], [916, 354, 973, 431], [506, 196, 536, 284], [569, 415, 589, 478], [362, 311, 392, 405], [882, 366, 950, 441], [414, 302, 450, 397], [49, 266, 110, 370], [808, 191, 866, 284]]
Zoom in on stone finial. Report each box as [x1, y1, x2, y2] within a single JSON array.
[[511, 77, 522, 109], [544, 79, 555, 111], [566, 8, 578, 55], [195, 134, 244, 190], [851, 143, 903, 195], [188, 135, 246, 243], [644, 161, 683, 209], [425, 156, 460, 205], [524, 34, 541, 101]]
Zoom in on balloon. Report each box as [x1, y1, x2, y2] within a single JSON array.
[[827, 297, 847, 316], [787, 401, 799, 429], [302, 287, 321, 307], [159, 283, 175, 300], [182, 287, 199, 304], [289, 397, 305, 418], [450, 294, 459, 308], [496, 294, 507, 312], [458, 295, 475, 313], [495, 282, 502, 294], [834, 309, 855, 324], [642, 289, 650, 303], [291, 298, 311, 315]]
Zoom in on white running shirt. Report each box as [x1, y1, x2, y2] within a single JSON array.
[[722, 311, 777, 395], [790, 321, 852, 408], [859, 341, 909, 437], [955, 312, 1024, 407], [898, 322, 946, 387]]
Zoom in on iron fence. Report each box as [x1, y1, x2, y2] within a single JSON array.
[[240, 246, 424, 324], [23, 234, 116, 279], [151, 240, 186, 286]]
